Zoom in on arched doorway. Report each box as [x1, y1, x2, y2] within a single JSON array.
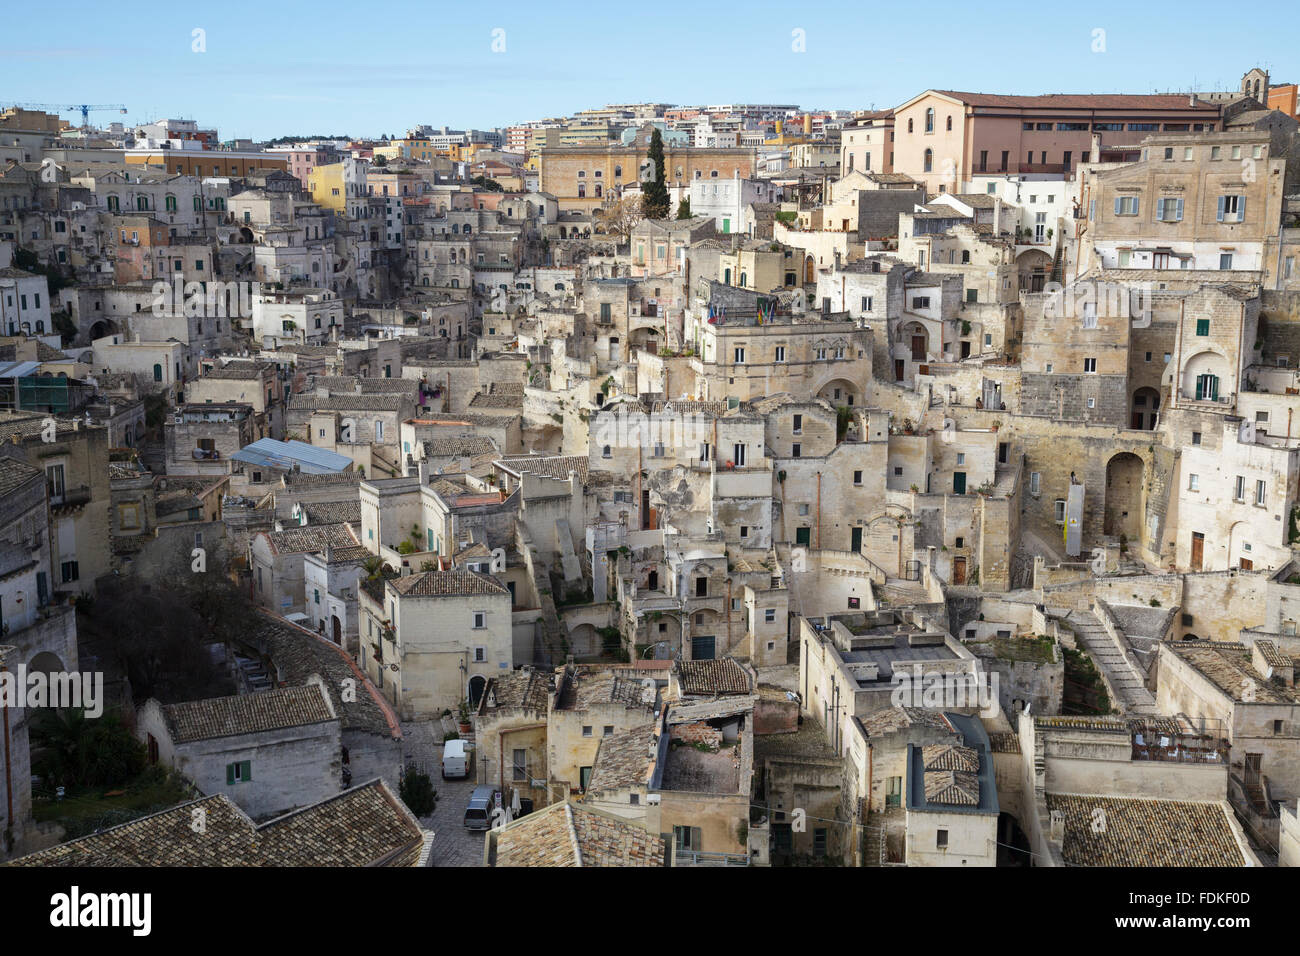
[[1130, 387, 1160, 430], [1104, 453, 1143, 540], [804, 255, 815, 284], [331, 615, 342, 645], [467, 674, 487, 709]]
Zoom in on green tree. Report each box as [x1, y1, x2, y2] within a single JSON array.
[[641, 128, 670, 219], [399, 764, 438, 816], [676, 196, 691, 219]]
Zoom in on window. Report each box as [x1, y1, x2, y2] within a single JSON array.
[[792, 414, 802, 434], [936, 829, 949, 849], [854, 470, 863, 485], [1188, 474, 1200, 492], [226, 761, 252, 784], [46, 463, 66, 503], [603, 725, 615, 737], [473, 646, 487, 663], [472, 610, 486, 629], [1029, 472, 1041, 496], [765, 608, 776, 623], [1113, 196, 1140, 216], [1191, 432, 1201, 445], [1218, 195, 1245, 223], [774, 345, 786, 362], [1084, 357, 1097, 373], [674, 826, 702, 853], [1156, 198, 1184, 222], [792, 444, 801, 458], [1255, 480, 1266, 505], [582, 725, 593, 737], [1220, 253, 1233, 270], [1234, 476, 1246, 501], [1196, 318, 1210, 336], [1054, 499, 1066, 523], [733, 347, 745, 364], [512, 749, 527, 781]]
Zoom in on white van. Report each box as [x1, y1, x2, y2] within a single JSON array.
[[442, 739, 470, 780]]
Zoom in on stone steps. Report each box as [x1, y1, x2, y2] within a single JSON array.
[[1064, 610, 1157, 715]]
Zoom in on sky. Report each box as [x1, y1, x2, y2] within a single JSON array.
[[1, 0, 1295, 142]]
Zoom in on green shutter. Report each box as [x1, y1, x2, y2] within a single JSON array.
[[242, 760, 252, 782], [226, 763, 236, 785]]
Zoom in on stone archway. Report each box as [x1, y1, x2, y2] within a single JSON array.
[[1104, 452, 1144, 540], [467, 674, 487, 709]]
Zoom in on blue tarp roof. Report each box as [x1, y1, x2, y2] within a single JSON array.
[[230, 438, 352, 474]]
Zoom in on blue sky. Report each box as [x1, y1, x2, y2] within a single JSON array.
[[1, 0, 1293, 141]]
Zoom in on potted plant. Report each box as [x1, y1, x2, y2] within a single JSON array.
[[457, 699, 472, 734]]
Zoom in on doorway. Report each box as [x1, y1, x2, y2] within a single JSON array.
[[1191, 532, 1205, 570], [953, 557, 967, 585]]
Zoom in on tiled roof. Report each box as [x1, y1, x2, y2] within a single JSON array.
[[303, 500, 362, 525], [250, 612, 401, 739], [469, 391, 523, 408], [1170, 642, 1300, 703], [1045, 793, 1248, 867], [0, 456, 41, 498], [8, 779, 425, 867], [921, 743, 979, 772], [263, 522, 359, 555], [491, 802, 664, 867], [161, 685, 335, 743], [389, 568, 509, 597], [481, 668, 551, 714], [557, 667, 653, 711], [587, 724, 656, 795], [421, 436, 498, 458], [932, 91, 1221, 111], [289, 393, 406, 411], [676, 658, 752, 696], [923, 770, 980, 806], [496, 454, 588, 483]]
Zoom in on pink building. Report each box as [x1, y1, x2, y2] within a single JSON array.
[[892, 91, 1223, 193]]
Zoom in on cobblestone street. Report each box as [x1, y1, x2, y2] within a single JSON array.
[[419, 740, 486, 867]]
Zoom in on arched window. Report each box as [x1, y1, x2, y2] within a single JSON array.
[[925, 108, 934, 133], [594, 170, 601, 178], [907, 118, 914, 133], [152, 363, 163, 382], [614, 165, 622, 178], [193, 195, 202, 211], [924, 149, 933, 173], [594, 184, 602, 197], [946, 115, 952, 131], [136, 196, 149, 211], [577, 183, 586, 198], [847, 154, 854, 172], [165, 194, 177, 212]]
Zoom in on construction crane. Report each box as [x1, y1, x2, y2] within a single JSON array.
[[8, 102, 127, 127]]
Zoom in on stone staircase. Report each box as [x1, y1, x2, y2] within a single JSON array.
[[878, 576, 929, 607], [1064, 609, 1156, 715]]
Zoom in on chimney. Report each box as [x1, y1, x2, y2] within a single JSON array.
[[1189, 92, 1198, 107], [1090, 132, 1101, 162], [1049, 809, 1066, 844], [993, 196, 1001, 236]]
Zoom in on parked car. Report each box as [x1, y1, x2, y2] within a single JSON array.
[[441, 739, 470, 780], [464, 786, 497, 830]]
